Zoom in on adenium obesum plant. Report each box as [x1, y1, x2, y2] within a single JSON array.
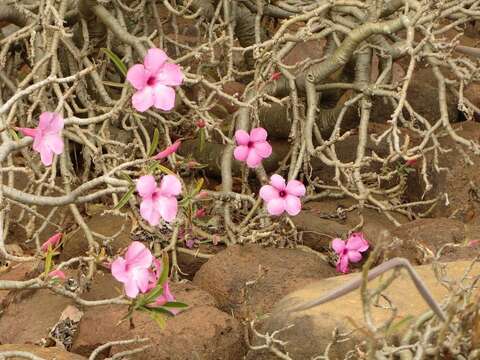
[[259, 174, 306, 216], [136, 174, 182, 225], [331, 232, 369, 273], [17, 112, 64, 166], [126, 48, 183, 112], [234, 127, 272, 168]]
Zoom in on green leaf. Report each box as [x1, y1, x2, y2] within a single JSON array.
[[199, 128, 205, 152], [101, 48, 127, 77], [141, 305, 174, 316], [162, 301, 188, 308], [193, 178, 204, 196], [385, 315, 414, 336], [142, 284, 164, 305], [120, 172, 134, 185], [149, 162, 175, 175], [44, 250, 53, 277], [147, 128, 160, 157], [113, 186, 135, 210], [158, 252, 169, 286]]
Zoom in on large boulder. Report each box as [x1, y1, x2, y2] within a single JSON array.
[[247, 260, 480, 359]]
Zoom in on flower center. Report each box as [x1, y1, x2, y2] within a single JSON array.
[[146, 76, 157, 86], [279, 190, 287, 197], [342, 248, 348, 255], [247, 141, 254, 148]]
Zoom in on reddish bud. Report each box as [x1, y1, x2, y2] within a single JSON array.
[[196, 119, 206, 128], [271, 72, 281, 81], [406, 159, 417, 166], [194, 208, 206, 218]]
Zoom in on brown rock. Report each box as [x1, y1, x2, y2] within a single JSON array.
[[0, 344, 86, 359], [0, 261, 42, 310], [247, 260, 480, 359], [60, 212, 131, 262], [0, 287, 74, 345], [193, 244, 336, 319], [386, 218, 475, 264], [72, 283, 243, 359]]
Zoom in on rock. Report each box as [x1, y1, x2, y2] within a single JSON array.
[[176, 244, 223, 280], [386, 218, 477, 264], [247, 260, 480, 359], [0, 261, 42, 310], [72, 282, 244, 359], [60, 212, 131, 262], [0, 344, 86, 360], [193, 244, 336, 319], [291, 212, 349, 252]]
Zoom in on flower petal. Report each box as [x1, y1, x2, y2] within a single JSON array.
[[158, 196, 178, 222], [156, 62, 183, 86], [159, 175, 182, 196], [152, 84, 176, 111], [285, 194, 302, 216], [45, 134, 64, 155], [44, 112, 64, 133], [134, 268, 152, 294], [40, 233, 62, 252], [111, 257, 129, 282], [48, 269, 66, 280], [249, 127, 268, 142], [136, 175, 157, 198], [337, 255, 349, 273], [124, 276, 140, 298], [266, 198, 286, 216], [132, 86, 155, 112], [140, 198, 161, 226], [125, 241, 153, 269], [347, 250, 362, 263], [144, 48, 168, 74], [38, 112, 54, 131], [346, 233, 369, 252], [331, 238, 346, 254], [270, 174, 286, 191], [253, 141, 272, 158], [259, 185, 279, 201], [246, 150, 262, 168], [234, 130, 250, 145], [286, 180, 306, 197], [38, 143, 54, 166], [126, 64, 149, 90], [233, 145, 249, 162]]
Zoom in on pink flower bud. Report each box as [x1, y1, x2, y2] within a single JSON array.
[[196, 119, 206, 128], [271, 72, 281, 81], [152, 140, 181, 160], [194, 208, 206, 218]]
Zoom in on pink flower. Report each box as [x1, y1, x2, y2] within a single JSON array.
[[259, 174, 305, 216], [17, 112, 64, 166], [406, 159, 417, 166], [111, 241, 154, 298], [136, 175, 182, 225], [234, 128, 272, 168], [332, 232, 369, 273], [40, 233, 62, 252], [48, 269, 66, 280], [196, 119, 206, 128], [126, 48, 183, 112], [152, 140, 181, 160]]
